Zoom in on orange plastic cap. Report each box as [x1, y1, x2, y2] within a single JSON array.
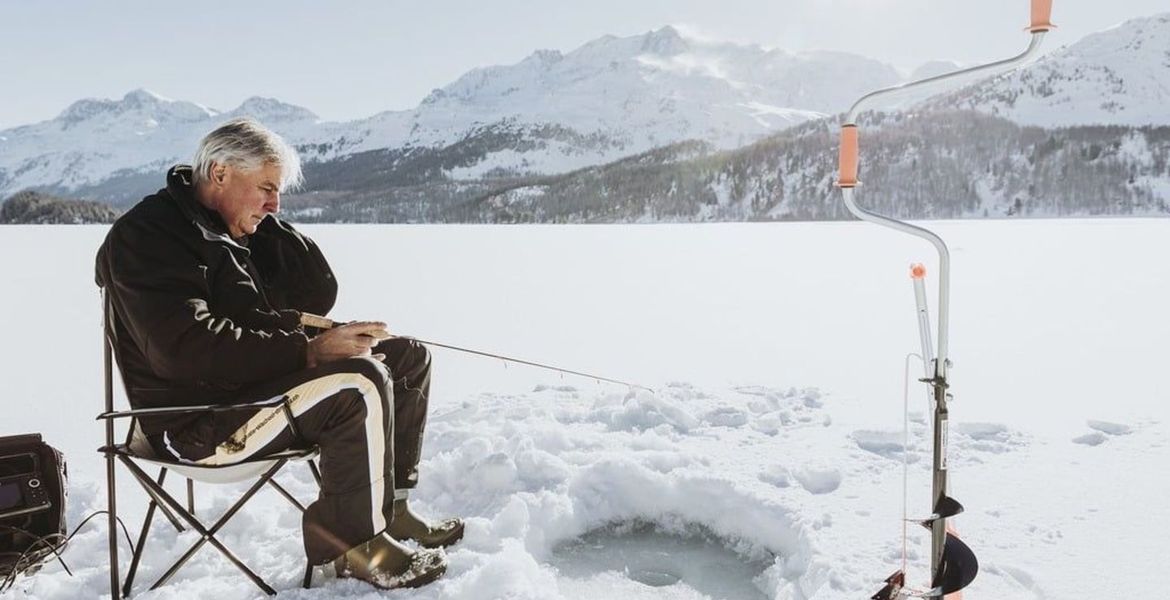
[[910, 263, 927, 279]]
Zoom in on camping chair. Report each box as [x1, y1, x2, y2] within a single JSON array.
[[97, 291, 323, 597]]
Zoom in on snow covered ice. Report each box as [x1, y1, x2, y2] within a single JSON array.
[[0, 219, 1167, 598]]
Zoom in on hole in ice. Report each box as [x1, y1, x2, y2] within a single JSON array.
[[548, 520, 771, 600]]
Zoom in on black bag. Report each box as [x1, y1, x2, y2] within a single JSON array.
[[0, 433, 67, 583]]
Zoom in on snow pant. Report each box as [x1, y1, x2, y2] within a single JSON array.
[[164, 338, 432, 565]]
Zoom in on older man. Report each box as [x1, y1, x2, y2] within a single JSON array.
[[94, 118, 461, 590]]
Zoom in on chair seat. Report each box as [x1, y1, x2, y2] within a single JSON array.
[[111, 443, 320, 485]]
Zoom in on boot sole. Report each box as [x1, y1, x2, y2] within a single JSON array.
[[403, 561, 447, 589], [392, 520, 467, 549], [335, 561, 447, 590], [420, 521, 465, 549]]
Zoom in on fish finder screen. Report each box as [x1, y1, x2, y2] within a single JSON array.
[[0, 482, 22, 511]]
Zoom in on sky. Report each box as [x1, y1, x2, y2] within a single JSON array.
[[0, 0, 1165, 129]]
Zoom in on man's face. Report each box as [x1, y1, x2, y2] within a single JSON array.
[[211, 162, 283, 238]]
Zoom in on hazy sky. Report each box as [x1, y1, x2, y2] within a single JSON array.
[[0, 0, 1164, 129]]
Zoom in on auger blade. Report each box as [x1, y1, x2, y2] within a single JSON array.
[[917, 495, 965, 528], [871, 570, 906, 600], [930, 530, 978, 596]]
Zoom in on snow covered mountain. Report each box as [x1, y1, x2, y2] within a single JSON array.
[[4, 16, 1168, 207], [325, 28, 900, 159], [0, 90, 325, 199], [925, 12, 1170, 126], [0, 26, 900, 200]]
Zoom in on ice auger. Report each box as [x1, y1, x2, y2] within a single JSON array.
[[836, 1, 1055, 597]]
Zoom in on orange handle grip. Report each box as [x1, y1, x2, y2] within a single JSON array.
[[838, 125, 859, 188], [1028, 0, 1054, 32]]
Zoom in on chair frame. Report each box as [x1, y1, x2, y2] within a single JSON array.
[[98, 292, 323, 597]]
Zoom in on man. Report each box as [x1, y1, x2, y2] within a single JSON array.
[[94, 118, 461, 590]]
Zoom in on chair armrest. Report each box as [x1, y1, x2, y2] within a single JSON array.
[[96, 395, 288, 421]]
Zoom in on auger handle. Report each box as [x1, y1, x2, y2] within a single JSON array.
[[837, 125, 859, 188], [1029, 0, 1055, 32]]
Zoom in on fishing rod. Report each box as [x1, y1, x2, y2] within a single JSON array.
[[299, 313, 656, 393], [837, 2, 1054, 598]]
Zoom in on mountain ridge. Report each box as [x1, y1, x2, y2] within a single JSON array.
[[2, 13, 1168, 220]]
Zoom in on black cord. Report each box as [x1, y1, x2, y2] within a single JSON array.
[[0, 511, 136, 593]]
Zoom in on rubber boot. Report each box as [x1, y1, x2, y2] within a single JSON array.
[[388, 499, 466, 548], [333, 532, 447, 590]]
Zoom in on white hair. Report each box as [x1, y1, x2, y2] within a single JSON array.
[[192, 117, 304, 192]]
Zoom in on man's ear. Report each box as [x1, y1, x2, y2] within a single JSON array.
[[211, 163, 228, 186]]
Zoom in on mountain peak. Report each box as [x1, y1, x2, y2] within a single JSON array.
[[640, 25, 688, 55], [122, 88, 172, 106], [56, 88, 215, 126], [233, 96, 318, 122]]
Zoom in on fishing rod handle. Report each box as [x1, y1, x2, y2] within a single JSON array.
[[299, 312, 336, 330]]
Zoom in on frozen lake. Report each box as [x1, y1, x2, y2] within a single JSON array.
[[0, 219, 1167, 598]]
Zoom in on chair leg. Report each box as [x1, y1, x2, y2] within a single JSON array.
[[105, 449, 121, 599], [151, 465, 283, 596], [302, 561, 313, 589], [187, 478, 195, 514], [267, 478, 307, 512], [123, 468, 169, 596], [117, 461, 184, 534], [119, 457, 281, 596], [308, 458, 323, 486]]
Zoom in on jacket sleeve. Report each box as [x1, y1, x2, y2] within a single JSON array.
[[104, 218, 308, 386], [249, 217, 338, 316]]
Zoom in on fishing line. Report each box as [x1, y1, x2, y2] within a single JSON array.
[[300, 313, 656, 393]]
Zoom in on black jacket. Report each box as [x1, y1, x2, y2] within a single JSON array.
[[95, 166, 337, 433]]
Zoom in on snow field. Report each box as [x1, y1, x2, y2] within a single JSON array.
[[0, 220, 1166, 598]]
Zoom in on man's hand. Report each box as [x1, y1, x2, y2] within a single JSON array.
[[306, 321, 392, 368]]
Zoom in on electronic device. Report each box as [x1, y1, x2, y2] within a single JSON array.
[[0, 434, 67, 586], [0, 452, 52, 520]]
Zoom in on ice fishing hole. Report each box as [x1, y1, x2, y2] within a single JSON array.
[[548, 520, 772, 600]]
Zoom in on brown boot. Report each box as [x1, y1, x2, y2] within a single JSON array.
[[388, 499, 466, 548], [333, 532, 447, 590]]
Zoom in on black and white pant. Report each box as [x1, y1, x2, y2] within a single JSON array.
[[166, 338, 432, 565]]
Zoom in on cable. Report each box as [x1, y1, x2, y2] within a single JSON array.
[[0, 511, 136, 593], [901, 352, 921, 577]]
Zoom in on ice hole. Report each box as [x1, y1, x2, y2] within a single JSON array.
[[548, 520, 772, 599]]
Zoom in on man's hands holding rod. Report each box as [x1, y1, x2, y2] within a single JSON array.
[[305, 318, 393, 368]]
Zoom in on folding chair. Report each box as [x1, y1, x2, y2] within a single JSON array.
[[97, 291, 324, 597]]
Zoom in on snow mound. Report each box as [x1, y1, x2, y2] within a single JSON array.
[[1072, 432, 1107, 446], [791, 466, 842, 495], [849, 430, 918, 463], [1086, 420, 1132, 436]]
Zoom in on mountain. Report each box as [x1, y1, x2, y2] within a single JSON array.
[[0, 26, 902, 202], [314, 27, 900, 157], [276, 112, 1170, 223], [924, 13, 1170, 126], [3, 16, 1168, 220], [0, 89, 320, 202]]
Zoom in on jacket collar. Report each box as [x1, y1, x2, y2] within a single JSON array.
[[166, 165, 250, 251]]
